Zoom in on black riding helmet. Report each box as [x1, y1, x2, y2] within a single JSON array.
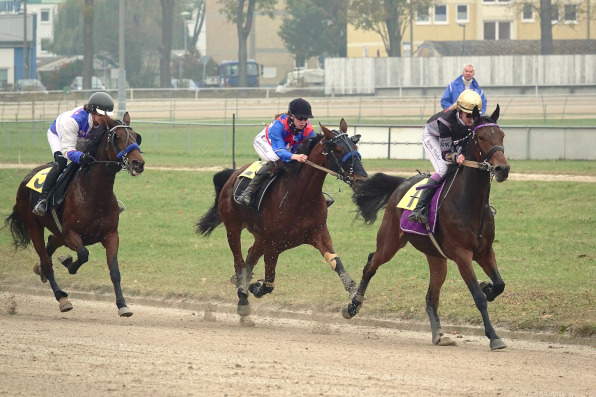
[[288, 98, 314, 119], [88, 92, 114, 116]]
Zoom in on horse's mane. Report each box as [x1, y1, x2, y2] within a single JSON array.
[[80, 123, 109, 155], [297, 134, 323, 155]]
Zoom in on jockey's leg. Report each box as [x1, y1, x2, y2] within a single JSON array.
[[239, 163, 270, 206], [33, 152, 66, 216], [408, 178, 438, 224]]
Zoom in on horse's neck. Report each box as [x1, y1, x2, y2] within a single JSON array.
[[451, 167, 491, 216], [76, 165, 116, 198], [294, 147, 328, 195]]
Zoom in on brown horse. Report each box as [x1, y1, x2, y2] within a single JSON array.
[[4, 113, 145, 316], [343, 105, 510, 350], [196, 119, 368, 316]]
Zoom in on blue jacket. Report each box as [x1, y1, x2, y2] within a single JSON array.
[[265, 114, 315, 162], [441, 75, 487, 114]]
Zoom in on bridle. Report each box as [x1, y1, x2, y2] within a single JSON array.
[[319, 130, 362, 186], [454, 122, 504, 174], [107, 122, 141, 171]]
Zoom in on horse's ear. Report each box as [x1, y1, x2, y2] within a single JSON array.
[[491, 104, 500, 122], [351, 134, 361, 145], [123, 112, 130, 125], [340, 118, 347, 133], [319, 122, 334, 140], [472, 106, 480, 119]]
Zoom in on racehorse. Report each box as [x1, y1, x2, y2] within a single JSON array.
[[196, 119, 368, 316], [343, 105, 510, 350], [4, 112, 144, 316]]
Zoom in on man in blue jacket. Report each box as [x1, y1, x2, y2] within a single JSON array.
[[441, 64, 487, 114]]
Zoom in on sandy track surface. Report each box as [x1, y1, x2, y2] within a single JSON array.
[[0, 292, 593, 397]]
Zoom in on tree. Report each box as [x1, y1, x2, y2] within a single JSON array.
[[539, 0, 554, 54], [279, 0, 347, 67], [218, 0, 276, 87], [83, 0, 94, 90], [161, 0, 175, 88], [348, 0, 434, 57], [189, 0, 207, 49]]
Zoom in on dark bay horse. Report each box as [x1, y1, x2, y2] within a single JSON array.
[[343, 105, 510, 350], [4, 113, 145, 316], [197, 119, 368, 316]]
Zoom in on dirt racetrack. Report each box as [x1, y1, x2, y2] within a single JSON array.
[[0, 291, 593, 397]]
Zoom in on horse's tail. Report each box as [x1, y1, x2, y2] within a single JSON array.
[[352, 173, 405, 225], [4, 205, 31, 250], [196, 168, 235, 236]]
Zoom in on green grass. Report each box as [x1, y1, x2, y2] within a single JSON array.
[[1, 166, 594, 338]]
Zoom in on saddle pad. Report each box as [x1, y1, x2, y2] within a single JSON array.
[[25, 166, 51, 193], [399, 178, 445, 236], [233, 161, 277, 211]]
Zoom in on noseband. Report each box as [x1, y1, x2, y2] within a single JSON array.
[[322, 131, 362, 185], [107, 122, 141, 171]]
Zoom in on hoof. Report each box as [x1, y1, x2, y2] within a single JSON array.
[[237, 304, 251, 317], [58, 297, 73, 312], [435, 336, 457, 346], [342, 305, 353, 319], [118, 306, 133, 317], [33, 263, 47, 283], [490, 338, 507, 350]]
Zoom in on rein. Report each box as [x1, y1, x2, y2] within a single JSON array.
[[304, 160, 339, 178]]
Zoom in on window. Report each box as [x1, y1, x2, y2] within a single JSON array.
[[416, 7, 430, 24], [40, 9, 50, 23], [456, 5, 469, 23], [522, 3, 533, 22], [551, 6, 559, 22], [0, 69, 7, 88], [484, 21, 511, 40], [564, 4, 577, 23], [434, 5, 447, 24]]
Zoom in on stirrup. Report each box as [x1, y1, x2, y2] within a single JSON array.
[[32, 199, 48, 216], [408, 210, 429, 224], [240, 193, 253, 206], [117, 200, 126, 213]]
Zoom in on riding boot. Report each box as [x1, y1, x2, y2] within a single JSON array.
[[239, 163, 270, 206], [407, 178, 439, 224], [32, 163, 61, 216]]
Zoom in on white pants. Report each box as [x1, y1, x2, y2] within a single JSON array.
[[253, 128, 280, 162], [422, 125, 450, 177], [47, 129, 62, 155]]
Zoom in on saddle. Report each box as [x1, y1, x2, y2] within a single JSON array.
[[398, 177, 446, 236], [233, 161, 279, 210], [26, 162, 81, 212]]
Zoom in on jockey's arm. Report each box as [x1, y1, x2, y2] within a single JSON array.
[[269, 126, 294, 162], [60, 117, 84, 163]]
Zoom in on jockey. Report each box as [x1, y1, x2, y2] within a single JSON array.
[[408, 90, 482, 224], [32, 92, 116, 216], [239, 98, 316, 206]]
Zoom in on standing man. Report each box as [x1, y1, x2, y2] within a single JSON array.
[[441, 63, 487, 114]]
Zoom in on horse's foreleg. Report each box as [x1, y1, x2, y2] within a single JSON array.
[[310, 229, 357, 298], [474, 248, 505, 302], [102, 231, 132, 317], [454, 252, 506, 350], [245, 238, 264, 278], [425, 256, 454, 346]]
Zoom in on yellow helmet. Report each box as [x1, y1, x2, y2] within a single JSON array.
[[456, 90, 482, 113]]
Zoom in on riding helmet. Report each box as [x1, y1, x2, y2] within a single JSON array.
[[456, 90, 482, 114], [288, 98, 314, 119], [88, 92, 114, 116]]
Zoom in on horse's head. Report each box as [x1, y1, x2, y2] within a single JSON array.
[[319, 118, 368, 188], [94, 112, 145, 176], [468, 105, 510, 182]]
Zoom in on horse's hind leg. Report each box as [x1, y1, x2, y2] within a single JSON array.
[[28, 224, 72, 312], [249, 249, 278, 299], [425, 256, 455, 346], [102, 231, 132, 317], [343, 216, 405, 319], [225, 227, 251, 316]]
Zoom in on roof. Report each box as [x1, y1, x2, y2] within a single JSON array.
[[413, 40, 596, 57]]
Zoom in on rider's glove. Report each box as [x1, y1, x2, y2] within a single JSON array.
[[79, 154, 95, 165]]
